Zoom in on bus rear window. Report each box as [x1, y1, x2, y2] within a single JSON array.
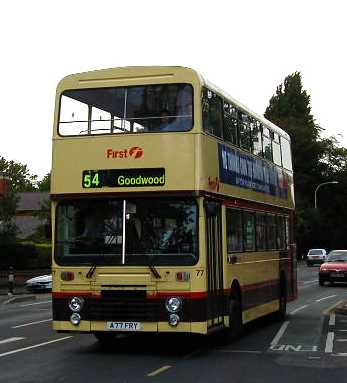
[[59, 84, 193, 135]]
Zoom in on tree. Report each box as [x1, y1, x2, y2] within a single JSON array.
[[264, 72, 325, 209], [0, 157, 37, 192], [37, 172, 51, 192], [0, 186, 18, 245], [264, 72, 338, 257]]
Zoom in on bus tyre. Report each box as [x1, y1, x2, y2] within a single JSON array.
[[274, 283, 287, 322], [226, 298, 243, 341]]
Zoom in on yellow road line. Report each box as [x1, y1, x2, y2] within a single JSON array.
[[147, 365, 172, 377]]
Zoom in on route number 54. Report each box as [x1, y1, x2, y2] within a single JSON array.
[[83, 172, 101, 188]]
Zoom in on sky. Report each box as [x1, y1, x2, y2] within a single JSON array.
[[1, 0, 346, 180]]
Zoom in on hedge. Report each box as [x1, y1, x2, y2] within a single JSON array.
[[0, 242, 52, 270]]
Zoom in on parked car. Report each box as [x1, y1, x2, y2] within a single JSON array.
[[25, 274, 52, 292], [319, 250, 347, 286], [306, 248, 327, 266]]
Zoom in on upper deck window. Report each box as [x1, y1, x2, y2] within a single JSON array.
[[202, 89, 223, 138], [58, 84, 193, 135]]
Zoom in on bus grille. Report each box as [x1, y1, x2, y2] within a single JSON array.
[[87, 295, 159, 321]]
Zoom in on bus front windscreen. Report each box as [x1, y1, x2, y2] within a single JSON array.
[[55, 198, 198, 266], [59, 84, 193, 135]]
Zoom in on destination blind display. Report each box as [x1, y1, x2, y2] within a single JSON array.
[[82, 168, 165, 188]]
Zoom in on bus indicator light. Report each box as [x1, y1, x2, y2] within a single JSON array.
[[61, 271, 75, 281], [176, 272, 190, 282]]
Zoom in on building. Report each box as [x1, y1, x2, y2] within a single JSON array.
[[15, 192, 49, 239]]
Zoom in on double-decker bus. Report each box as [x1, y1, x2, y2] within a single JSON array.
[[51, 66, 296, 341]]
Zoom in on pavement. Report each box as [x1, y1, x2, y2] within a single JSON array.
[[0, 285, 36, 305]]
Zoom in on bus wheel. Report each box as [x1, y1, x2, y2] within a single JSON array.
[[274, 282, 287, 321], [226, 297, 243, 341]]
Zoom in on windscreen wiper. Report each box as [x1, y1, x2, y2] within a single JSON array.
[[148, 255, 161, 279], [149, 265, 161, 279], [86, 264, 97, 279]]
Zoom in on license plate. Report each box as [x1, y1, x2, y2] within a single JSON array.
[[331, 272, 345, 278], [106, 321, 142, 331]]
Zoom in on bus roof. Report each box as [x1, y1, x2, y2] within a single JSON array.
[[57, 66, 290, 141]]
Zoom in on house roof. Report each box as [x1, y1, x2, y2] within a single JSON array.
[[17, 192, 49, 212]]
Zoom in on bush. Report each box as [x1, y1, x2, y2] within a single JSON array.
[[35, 243, 52, 268], [0, 242, 51, 269]]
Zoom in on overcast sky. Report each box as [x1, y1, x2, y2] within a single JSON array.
[[1, 0, 346, 179]]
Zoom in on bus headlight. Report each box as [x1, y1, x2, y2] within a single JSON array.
[[68, 297, 85, 313], [165, 297, 182, 313], [169, 314, 180, 327], [70, 313, 81, 325]]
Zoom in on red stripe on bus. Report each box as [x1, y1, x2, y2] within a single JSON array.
[[147, 291, 208, 299], [52, 291, 101, 298]]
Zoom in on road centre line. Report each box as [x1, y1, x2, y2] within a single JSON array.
[[325, 332, 334, 353], [20, 301, 51, 307], [0, 337, 25, 345], [147, 365, 172, 377], [303, 279, 318, 284], [12, 318, 52, 328], [0, 336, 73, 358], [289, 305, 308, 315], [316, 295, 337, 303], [270, 320, 290, 346]]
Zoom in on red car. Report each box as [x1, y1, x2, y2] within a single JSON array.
[[319, 250, 347, 286]]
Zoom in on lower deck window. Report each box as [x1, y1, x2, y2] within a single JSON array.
[[226, 207, 288, 253], [55, 198, 198, 266]]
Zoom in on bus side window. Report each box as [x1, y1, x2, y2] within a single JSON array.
[[202, 89, 223, 138], [239, 112, 252, 152], [226, 209, 243, 252], [223, 102, 238, 146]]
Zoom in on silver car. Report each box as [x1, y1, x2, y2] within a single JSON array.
[[25, 274, 52, 292], [306, 249, 327, 266]]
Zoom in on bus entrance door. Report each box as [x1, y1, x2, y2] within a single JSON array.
[[205, 201, 224, 329]]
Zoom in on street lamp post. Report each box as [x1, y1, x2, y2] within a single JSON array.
[[314, 181, 339, 209]]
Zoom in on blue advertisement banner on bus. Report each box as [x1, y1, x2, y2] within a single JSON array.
[[218, 144, 289, 199]]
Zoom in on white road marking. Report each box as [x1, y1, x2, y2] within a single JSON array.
[[12, 318, 52, 328], [329, 313, 336, 326], [316, 295, 337, 303], [0, 337, 25, 345], [336, 339, 347, 342], [270, 320, 290, 346], [325, 332, 334, 353], [147, 365, 172, 377], [289, 305, 308, 315], [20, 301, 51, 307], [0, 337, 73, 358], [303, 280, 318, 284], [216, 349, 262, 354]]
